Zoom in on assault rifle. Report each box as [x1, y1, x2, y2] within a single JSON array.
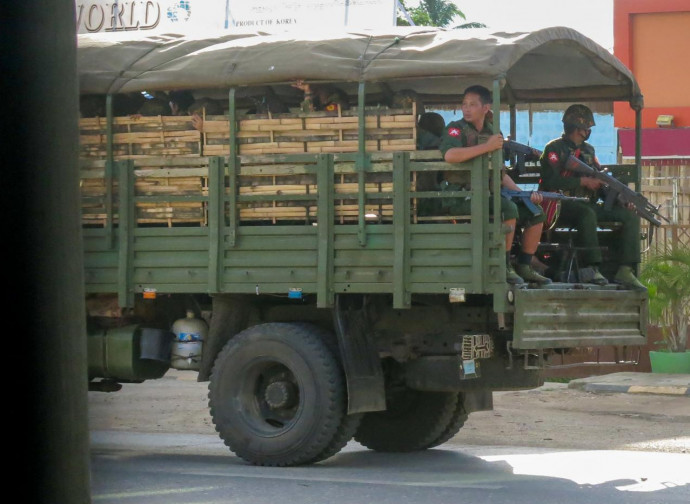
[[500, 188, 588, 217], [504, 140, 669, 227]]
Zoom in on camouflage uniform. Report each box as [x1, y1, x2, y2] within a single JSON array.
[[137, 97, 171, 116], [417, 112, 445, 150], [539, 113, 640, 268], [416, 127, 441, 150], [301, 86, 349, 113], [434, 118, 545, 228]]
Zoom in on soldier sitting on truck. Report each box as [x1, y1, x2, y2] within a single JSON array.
[[538, 104, 645, 289], [439, 85, 551, 285], [136, 92, 171, 116], [417, 112, 445, 150], [188, 97, 224, 132], [292, 80, 349, 112], [168, 90, 196, 116]]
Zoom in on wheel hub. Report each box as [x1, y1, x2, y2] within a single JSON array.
[[264, 380, 296, 409]]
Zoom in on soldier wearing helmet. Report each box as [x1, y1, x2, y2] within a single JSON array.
[[539, 104, 645, 290], [562, 104, 596, 137]]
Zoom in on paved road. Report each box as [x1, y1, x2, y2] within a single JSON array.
[[90, 435, 689, 504], [89, 370, 690, 502]]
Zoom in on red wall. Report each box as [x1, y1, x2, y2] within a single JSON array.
[[613, 0, 690, 128]]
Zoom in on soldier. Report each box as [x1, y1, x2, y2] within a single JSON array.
[[417, 112, 445, 150], [539, 104, 645, 289], [136, 96, 171, 116], [188, 98, 224, 132], [168, 90, 195, 116], [188, 97, 224, 117], [292, 80, 349, 113], [439, 85, 550, 285], [249, 87, 290, 115]]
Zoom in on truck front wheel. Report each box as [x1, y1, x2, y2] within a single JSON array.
[[208, 323, 347, 466]]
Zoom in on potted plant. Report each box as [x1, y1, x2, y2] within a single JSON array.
[[639, 245, 690, 373]]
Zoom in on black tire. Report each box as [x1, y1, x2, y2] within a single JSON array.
[[307, 410, 363, 464], [208, 322, 346, 466], [421, 393, 468, 449], [293, 324, 363, 464], [354, 387, 458, 452]]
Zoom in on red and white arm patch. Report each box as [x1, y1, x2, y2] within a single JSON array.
[[547, 151, 559, 164], [448, 127, 460, 137]]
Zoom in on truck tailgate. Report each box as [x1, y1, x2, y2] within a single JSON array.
[[512, 288, 648, 349]]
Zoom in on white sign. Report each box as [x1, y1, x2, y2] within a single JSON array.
[[226, 0, 397, 30], [75, 1, 397, 34]]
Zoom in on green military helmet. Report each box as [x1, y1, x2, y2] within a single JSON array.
[[562, 104, 595, 129]]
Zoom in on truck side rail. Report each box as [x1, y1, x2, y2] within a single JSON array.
[[81, 151, 507, 310]]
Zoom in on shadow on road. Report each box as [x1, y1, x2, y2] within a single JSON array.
[[91, 444, 689, 504]]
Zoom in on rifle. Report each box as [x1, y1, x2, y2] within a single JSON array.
[[504, 140, 669, 227], [500, 188, 588, 217], [503, 140, 542, 174]]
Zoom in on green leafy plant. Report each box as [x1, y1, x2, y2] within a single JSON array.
[[397, 1, 485, 28], [640, 245, 690, 352]]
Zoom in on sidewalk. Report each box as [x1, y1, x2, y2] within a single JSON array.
[[568, 372, 690, 396]]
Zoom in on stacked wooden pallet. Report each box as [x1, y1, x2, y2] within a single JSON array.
[[236, 174, 395, 223], [79, 109, 416, 159], [79, 109, 419, 226], [79, 116, 201, 159], [79, 156, 405, 227], [202, 109, 416, 155]]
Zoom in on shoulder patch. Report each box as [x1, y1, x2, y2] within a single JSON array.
[[548, 151, 559, 164], [448, 127, 460, 137]]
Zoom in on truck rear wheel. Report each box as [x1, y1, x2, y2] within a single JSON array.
[[354, 388, 458, 452], [208, 322, 347, 466], [421, 393, 468, 449]]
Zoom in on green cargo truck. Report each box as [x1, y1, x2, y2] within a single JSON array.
[[79, 27, 651, 466]]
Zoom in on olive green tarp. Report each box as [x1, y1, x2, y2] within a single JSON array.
[[77, 26, 642, 107]]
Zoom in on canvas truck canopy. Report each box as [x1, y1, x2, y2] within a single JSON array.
[[77, 26, 643, 108]]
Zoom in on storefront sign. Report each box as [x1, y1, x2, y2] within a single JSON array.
[[75, 0, 396, 34]]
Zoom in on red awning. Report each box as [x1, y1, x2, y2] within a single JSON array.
[[618, 128, 690, 158]]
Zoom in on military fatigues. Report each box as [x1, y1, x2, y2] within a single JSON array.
[[539, 136, 640, 266], [435, 119, 545, 228], [301, 87, 349, 113], [416, 127, 441, 150]]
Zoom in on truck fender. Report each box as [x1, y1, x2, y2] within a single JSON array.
[[198, 295, 256, 381]]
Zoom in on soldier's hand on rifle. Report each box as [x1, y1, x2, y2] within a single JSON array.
[[580, 177, 605, 191], [530, 191, 543, 204]]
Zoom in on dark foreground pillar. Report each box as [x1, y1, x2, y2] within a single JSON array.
[[3, 2, 91, 503]]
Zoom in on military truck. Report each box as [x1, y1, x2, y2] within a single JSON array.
[[78, 27, 651, 466]]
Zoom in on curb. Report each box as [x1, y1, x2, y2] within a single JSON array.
[[571, 382, 690, 396]]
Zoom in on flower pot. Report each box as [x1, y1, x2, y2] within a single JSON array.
[[649, 350, 690, 374]]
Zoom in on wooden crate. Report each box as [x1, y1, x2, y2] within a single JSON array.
[[80, 156, 407, 227], [79, 116, 202, 159], [79, 109, 419, 226], [80, 108, 417, 159]]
